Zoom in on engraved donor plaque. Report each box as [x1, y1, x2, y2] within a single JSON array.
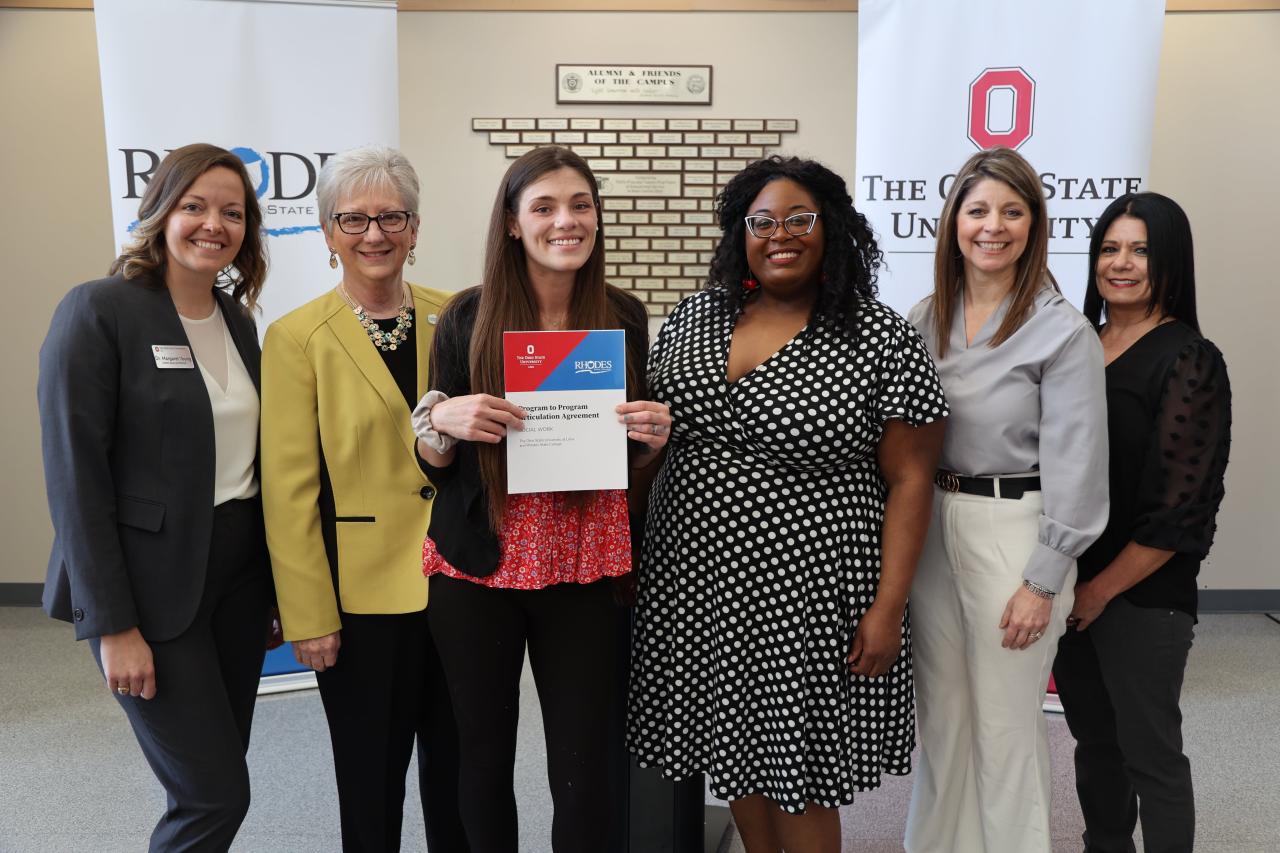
[[595, 173, 683, 198]]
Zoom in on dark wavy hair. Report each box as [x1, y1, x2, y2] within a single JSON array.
[[109, 143, 267, 308], [1083, 192, 1199, 333], [709, 155, 883, 331]]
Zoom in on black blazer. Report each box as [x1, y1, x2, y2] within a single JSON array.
[[39, 272, 267, 642]]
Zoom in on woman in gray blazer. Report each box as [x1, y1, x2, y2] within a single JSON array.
[[38, 144, 275, 852]]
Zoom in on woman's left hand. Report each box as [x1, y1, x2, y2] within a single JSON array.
[[999, 585, 1053, 650], [847, 602, 904, 678], [617, 400, 672, 451], [1066, 579, 1111, 632]]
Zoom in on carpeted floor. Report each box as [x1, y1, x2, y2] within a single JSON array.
[[1, 608, 1277, 852]]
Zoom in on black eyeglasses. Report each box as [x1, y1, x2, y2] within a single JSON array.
[[332, 210, 413, 235], [744, 211, 820, 239]]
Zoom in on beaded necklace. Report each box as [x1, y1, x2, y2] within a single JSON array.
[[338, 282, 413, 351]]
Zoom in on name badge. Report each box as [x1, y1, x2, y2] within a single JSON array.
[[152, 345, 195, 369]]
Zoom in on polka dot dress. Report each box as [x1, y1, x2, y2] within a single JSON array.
[[626, 289, 948, 814]]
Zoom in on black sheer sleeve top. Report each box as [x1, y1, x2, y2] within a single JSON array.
[[1077, 320, 1232, 617]]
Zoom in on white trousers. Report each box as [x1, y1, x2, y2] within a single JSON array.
[[905, 486, 1075, 853]]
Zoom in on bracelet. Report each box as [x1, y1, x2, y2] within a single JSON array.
[[1022, 579, 1056, 600], [411, 390, 458, 454]]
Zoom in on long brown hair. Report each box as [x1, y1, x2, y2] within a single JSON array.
[[931, 146, 1055, 358], [110, 143, 268, 308], [470, 146, 639, 527]]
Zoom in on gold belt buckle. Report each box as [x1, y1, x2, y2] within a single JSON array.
[[935, 471, 960, 492]]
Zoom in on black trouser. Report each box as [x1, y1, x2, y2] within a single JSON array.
[[315, 608, 468, 853], [427, 574, 624, 853], [91, 497, 272, 853], [1053, 595, 1196, 853]]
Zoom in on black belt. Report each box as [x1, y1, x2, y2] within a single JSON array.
[[934, 470, 1041, 500]]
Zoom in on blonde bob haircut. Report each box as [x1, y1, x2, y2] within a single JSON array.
[[931, 146, 1056, 358], [316, 144, 421, 235]]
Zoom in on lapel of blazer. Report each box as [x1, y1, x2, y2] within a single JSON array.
[[141, 276, 211, 405], [136, 275, 216, 487], [328, 295, 420, 461], [215, 289, 262, 393]]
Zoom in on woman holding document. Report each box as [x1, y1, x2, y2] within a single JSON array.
[[412, 145, 670, 853]]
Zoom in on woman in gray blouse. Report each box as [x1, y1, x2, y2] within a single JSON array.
[[903, 147, 1108, 853]]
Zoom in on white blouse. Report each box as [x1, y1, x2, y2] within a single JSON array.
[[181, 306, 259, 505]]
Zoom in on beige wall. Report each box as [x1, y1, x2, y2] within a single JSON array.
[[1149, 12, 1280, 589], [1, 10, 112, 589], [399, 11, 857, 298], [2, 8, 1276, 592]]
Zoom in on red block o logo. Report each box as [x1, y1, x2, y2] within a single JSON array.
[[968, 67, 1035, 150]]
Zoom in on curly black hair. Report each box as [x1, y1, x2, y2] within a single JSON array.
[[709, 155, 883, 331]]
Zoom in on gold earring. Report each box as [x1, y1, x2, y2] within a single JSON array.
[[328, 250, 338, 269], [407, 248, 416, 266]]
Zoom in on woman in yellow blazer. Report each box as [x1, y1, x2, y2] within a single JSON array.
[[261, 146, 466, 852]]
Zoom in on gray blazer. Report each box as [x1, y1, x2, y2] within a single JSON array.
[[39, 272, 265, 642]]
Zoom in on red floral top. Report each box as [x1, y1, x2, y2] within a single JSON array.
[[423, 488, 632, 589]]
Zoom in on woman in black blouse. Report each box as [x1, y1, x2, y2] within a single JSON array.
[[1053, 192, 1231, 853]]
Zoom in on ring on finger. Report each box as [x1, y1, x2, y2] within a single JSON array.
[[116, 686, 130, 695], [1029, 631, 1044, 640]]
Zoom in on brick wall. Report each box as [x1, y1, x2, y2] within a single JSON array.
[[475, 117, 798, 315]]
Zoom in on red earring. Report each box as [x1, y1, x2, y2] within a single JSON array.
[[742, 278, 760, 291]]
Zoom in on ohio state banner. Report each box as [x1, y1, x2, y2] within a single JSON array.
[[855, 0, 1166, 314], [94, 0, 400, 328]]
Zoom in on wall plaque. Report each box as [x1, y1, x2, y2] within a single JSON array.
[[557, 64, 713, 105], [596, 173, 683, 198]]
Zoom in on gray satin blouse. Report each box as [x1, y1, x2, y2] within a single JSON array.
[[908, 286, 1109, 592]]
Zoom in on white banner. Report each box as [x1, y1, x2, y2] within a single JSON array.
[[95, 0, 400, 328], [855, 0, 1165, 315]]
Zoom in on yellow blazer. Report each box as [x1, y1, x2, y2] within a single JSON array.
[[261, 284, 449, 641]]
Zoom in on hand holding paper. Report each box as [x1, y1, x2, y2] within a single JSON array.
[[616, 400, 672, 451], [430, 394, 526, 445]]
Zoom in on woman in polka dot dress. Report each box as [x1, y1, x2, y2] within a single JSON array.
[[627, 156, 949, 851]]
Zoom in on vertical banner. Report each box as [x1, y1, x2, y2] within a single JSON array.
[[94, 0, 400, 328], [855, 0, 1165, 315]]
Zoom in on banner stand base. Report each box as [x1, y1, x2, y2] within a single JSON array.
[[257, 671, 318, 696]]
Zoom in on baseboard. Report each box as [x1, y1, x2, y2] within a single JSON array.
[[0, 583, 44, 606], [1199, 589, 1280, 613]]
